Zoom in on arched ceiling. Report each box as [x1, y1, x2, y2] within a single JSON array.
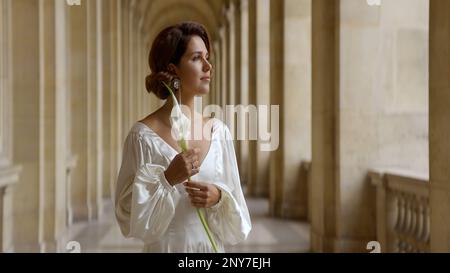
[[135, 0, 229, 49]]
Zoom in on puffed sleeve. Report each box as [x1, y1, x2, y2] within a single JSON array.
[[114, 132, 181, 244], [205, 123, 252, 245]]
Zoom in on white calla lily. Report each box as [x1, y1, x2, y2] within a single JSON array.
[[162, 81, 219, 253]]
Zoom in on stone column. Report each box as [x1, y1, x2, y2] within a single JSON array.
[[0, 0, 22, 252], [247, 0, 257, 196], [128, 3, 136, 125], [238, 0, 249, 186], [311, 0, 338, 252], [68, 0, 89, 222], [248, 0, 271, 197], [115, 0, 124, 166], [40, 0, 70, 252], [430, 0, 450, 252], [86, 0, 102, 219], [212, 41, 221, 106], [121, 0, 130, 138], [269, 0, 311, 219], [226, 3, 236, 108], [10, 0, 42, 252], [137, 17, 144, 119], [109, 0, 119, 189], [86, 0, 102, 220], [220, 26, 227, 109], [101, 0, 112, 200]]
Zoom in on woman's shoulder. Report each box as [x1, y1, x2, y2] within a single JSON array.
[[209, 118, 232, 140], [124, 121, 158, 147], [129, 121, 152, 137]]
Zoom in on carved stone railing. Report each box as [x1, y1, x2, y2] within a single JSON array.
[[369, 169, 430, 253]]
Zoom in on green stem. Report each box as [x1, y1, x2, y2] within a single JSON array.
[[179, 119, 219, 252], [195, 207, 219, 252]]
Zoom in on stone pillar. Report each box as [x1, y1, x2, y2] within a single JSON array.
[[311, 0, 338, 252], [101, 0, 112, 200], [212, 41, 221, 106], [115, 0, 124, 167], [39, 0, 70, 252], [137, 18, 144, 119], [269, 0, 284, 217], [269, 0, 311, 218], [10, 0, 41, 252], [247, 0, 257, 196], [128, 3, 136, 124], [121, 0, 130, 138], [430, 0, 450, 252], [109, 0, 119, 190], [248, 0, 271, 197], [95, 0, 103, 218], [0, 0, 22, 252], [226, 3, 236, 108], [68, 0, 89, 222], [220, 26, 227, 109], [238, 0, 249, 186], [86, 0, 103, 220]]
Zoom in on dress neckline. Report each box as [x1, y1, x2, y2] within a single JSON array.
[[136, 120, 216, 168]]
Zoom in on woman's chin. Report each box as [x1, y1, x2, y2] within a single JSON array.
[[196, 88, 210, 96]]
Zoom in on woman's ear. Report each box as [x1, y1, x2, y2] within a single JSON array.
[[167, 63, 178, 76]]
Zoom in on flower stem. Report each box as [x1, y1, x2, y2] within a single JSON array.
[[162, 82, 219, 253]]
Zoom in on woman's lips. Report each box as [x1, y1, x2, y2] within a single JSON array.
[[201, 77, 210, 81]]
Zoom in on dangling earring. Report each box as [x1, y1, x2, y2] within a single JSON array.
[[172, 78, 182, 105], [172, 78, 180, 90]]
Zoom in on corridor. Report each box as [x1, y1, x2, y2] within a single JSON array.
[[1, 0, 450, 253]]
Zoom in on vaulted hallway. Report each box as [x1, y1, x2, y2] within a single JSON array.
[[1, 0, 450, 253]]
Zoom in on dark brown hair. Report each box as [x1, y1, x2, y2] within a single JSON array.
[[145, 21, 211, 100]]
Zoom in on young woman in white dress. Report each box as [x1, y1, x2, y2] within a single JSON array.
[[114, 21, 251, 253]]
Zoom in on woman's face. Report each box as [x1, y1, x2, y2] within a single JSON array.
[[171, 35, 212, 96]]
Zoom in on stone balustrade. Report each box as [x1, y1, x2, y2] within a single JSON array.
[[369, 169, 430, 253]]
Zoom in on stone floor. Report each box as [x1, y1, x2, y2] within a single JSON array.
[[69, 197, 311, 253]]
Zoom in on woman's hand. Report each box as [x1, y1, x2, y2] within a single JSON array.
[[164, 148, 200, 186], [184, 181, 221, 208]]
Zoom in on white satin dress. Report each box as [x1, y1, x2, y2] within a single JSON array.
[[114, 118, 252, 253]]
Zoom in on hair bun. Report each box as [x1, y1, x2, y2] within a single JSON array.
[[145, 71, 174, 100]]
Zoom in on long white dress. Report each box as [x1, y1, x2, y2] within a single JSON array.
[[114, 118, 252, 253]]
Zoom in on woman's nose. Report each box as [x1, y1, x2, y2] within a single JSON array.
[[203, 59, 212, 71]]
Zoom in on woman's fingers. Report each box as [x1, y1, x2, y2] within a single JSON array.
[[190, 196, 206, 203], [191, 201, 206, 208], [184, 148, 200, 157], [187, 188, 207, 198], [184, 181, 208, 191]]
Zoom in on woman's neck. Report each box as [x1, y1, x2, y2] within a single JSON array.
[[162, 90, 198, 120]]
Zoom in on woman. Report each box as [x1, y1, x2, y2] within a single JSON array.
[[114, 21, 251, 253]]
